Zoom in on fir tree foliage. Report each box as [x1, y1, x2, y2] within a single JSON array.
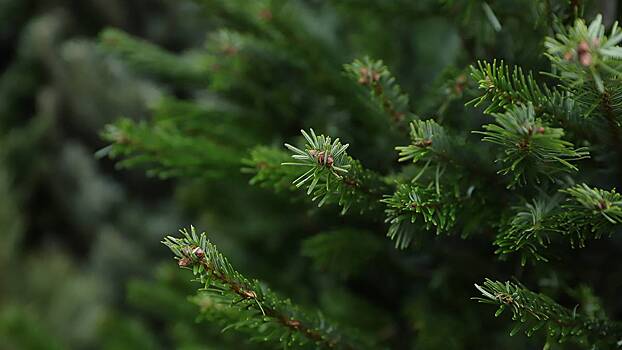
[[545, 14, 622, 93], [396, 119, 453, 165], [100, 28, 210, 85], [494, 184, 622, 265], [469, 60, 556, 115], [344, 57, 414, 124], [242, 146, 300, 193], [163, 227, 375, 350], [92, 1, 622, 348], [476, 103, 589, 186], [475, 279, 622, 348], [382, 184, 458, 249], [283, 129, 386, 214]]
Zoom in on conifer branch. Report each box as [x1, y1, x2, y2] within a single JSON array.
[[100, 118, 243, 179], [495, 184, 622, 264], [397, 119, 499, 184], [469, 60, 551, 114], [396, 120, 452, 164], [283, 129, 388, 214], [545, 14, 622, 93], [468, 60, 597, 143], [475, 103, 589, 187], [475, 279, 622, 348], [344, 57, 414, 124], [163, 227, 375, 350], [382, 184, 459, 249], [100, 28, 210, 85], [242, 146, 300, 192]]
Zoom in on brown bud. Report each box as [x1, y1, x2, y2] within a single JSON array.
[[193, 247, 205, 259], [372, 72, 380, 82], [326, 155, 334, 167], [579, 51, 592, 66], [316, 152, 334, 167], [577, 40, 592, 66], [178, 257, 192, 267], [415, 139, 432, 147], [563, 51, 574, 61], [578, 40, 590, 53], [517, 139, 530, 150], [496, 293, 514, 305], [240, 289, 257, 299], [285, 319, 301, 329], [358, 76, 368, 85], [536, 127, 545, 134], [316, 151, 325, 163], [598, 200, 608, 210]]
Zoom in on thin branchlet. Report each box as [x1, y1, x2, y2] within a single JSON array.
[[163, 227, 374, 350]]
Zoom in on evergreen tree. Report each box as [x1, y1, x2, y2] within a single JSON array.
[[4, 0, 622, 349], [100, 1, 622, 349]]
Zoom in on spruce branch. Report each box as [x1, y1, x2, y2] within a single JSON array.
[[469, 60, 553, 114], [283, 129, 388, 214], [495, 184, 622, 264], [344, 57, 413, 124], [545, 14, 622, 93], [561, 183, 622, 232], [396, 119, 499, 185], [163, 227, 375, 350], [474, 279, 622, 348], [242, 146, 300, 192], [468, 60, 596, 143], [100, 28, 209, 85], [396, 120, 452, 164], [100, 118, 242, 179], [494, 195, 562, 265], [475, 103, 589, 187], [382, 183, 458, 249]]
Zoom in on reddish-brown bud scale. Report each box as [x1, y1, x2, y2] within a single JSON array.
[[178, 257, 192, 267], [577, 41, 592, 66], [285, 319, 301, 329], [579, 52, 592, 66], [193, 247, 205, 259], [564, 51, 574, 61], [415, 139, 432, 147], [326, 155, 334, 167], [240, 289, 258, 299]]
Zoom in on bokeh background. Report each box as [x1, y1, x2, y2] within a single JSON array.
[[0, 1, 619, 349]]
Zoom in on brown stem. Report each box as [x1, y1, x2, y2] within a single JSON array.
[[196, 258, 349, 349]]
